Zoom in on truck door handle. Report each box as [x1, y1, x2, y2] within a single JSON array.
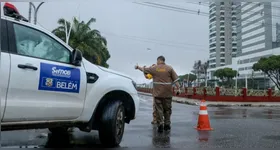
[[18, 64, 38, 71]]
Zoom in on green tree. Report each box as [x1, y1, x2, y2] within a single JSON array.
[[52, 17, 110, 68], [179, 73, 197, 87], [214, 68, 237, 87], [252, 55, 280, 90]]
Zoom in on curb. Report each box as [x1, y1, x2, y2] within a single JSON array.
[[137, 92, 280, 107]]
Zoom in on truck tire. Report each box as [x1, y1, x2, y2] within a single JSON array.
[[98, 100, 125, 147], [49, 127, 69, 134]]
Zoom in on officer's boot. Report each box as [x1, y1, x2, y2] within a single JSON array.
[[164, 124, 171, 131], [157, 124, 164, 133]]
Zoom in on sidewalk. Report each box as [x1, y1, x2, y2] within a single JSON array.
[[138, 92, 280, 107]]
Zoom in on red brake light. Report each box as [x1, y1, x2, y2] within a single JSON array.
[[4, 2, 19, 14], [4, 2, 20, 16]]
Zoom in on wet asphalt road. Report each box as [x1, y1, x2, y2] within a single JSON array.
[[2, 94, 280, 148]]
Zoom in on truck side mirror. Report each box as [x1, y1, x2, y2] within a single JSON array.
[[71, 49, 83, 66]]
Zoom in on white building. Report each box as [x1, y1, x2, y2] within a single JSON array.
[[209, 1, 240, 69], [207, 2, 280, 86], [238, 2, 280, 57], [207, 46, 280, 88]]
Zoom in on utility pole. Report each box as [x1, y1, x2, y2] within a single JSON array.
[[235, 60, 240, 95], [65, 3, 81, 44], [235, 72, 238, 90], [204, 68, 207, 87], [245, 74, 248, 89], [29, 2, 44, 24], [187, 73, 190, 87], [64, 20, 68, 43], [65, 17, 75, 45]]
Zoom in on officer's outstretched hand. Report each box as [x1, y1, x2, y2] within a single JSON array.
[[135, 64, 139, 70]]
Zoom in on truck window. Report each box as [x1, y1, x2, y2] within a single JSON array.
[[1, 19, 8, 52], [12, 23, 70, 63]]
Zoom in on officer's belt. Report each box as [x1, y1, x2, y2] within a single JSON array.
[[153, 78, 180, 85]]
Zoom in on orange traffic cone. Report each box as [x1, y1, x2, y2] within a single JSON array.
[[195, 100, 213, 131]]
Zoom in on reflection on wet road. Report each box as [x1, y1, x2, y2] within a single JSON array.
[[2, 94, 280, 148]]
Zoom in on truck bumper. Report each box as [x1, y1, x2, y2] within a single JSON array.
[[130, 93, 140, 120]]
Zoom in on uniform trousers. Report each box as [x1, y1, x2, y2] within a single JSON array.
[[154, 97, 172, 126]]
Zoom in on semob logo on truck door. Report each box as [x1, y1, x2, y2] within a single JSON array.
[[38, 62, 81, 93], [52, 67, 72, 78]]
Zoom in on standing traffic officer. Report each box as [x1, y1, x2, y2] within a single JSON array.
[[135, 56, 181, 132]]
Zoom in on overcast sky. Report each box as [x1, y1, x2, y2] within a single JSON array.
[[7, 0, 209, 83]]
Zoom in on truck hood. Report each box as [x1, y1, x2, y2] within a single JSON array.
[[97, 66, 133, 80], [82, 59, 133, 81]]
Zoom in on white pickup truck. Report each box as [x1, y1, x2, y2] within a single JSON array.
[[0, 5, 140, 147]]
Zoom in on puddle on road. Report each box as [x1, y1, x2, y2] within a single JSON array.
[[262, 135, 280, 140], [43, 132, 113, 148], [197, 131, 211, 142], [151, 126, 171, 148], [194, 107, 280, 120], [2, 131, 116, 148]]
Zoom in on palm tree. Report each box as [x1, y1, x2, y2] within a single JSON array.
[[52, 17, 110, 68]]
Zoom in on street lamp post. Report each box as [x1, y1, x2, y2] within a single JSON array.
[[65, 17, 75, 45], [187, 73, 190, 87], [264, 73, 266, 90], [64, 20, 69, 44], [28, 2, 32, 22], [235, 59, 240, 95], [245, 74, 248, 89], [29, 2, 44, 24], [204, 68, 208, 87], [205, 77, 208, 87], [235, 71, 238, 94]]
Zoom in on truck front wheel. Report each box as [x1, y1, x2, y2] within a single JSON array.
[[98, 100, 125, 147]]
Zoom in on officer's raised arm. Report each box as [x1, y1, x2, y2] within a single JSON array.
[[135, 65, 156, 75]]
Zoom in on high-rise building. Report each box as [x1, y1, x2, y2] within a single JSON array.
[[207, 2, 280, 85], [234, 2, 280, 77], [238, 2, 280, 58], [209, 2, 241, 69]]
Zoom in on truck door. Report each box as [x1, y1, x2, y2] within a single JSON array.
[[0, 19, 9, 121], [3, 20, 87, 122]]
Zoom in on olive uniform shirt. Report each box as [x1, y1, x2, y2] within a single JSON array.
[[144, 63, 179, 98]]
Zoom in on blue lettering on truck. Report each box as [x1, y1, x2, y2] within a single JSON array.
[[38, 63, 81, 93]]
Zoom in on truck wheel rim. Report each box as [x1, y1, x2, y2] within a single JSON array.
[[116, 108, 124, 136]]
